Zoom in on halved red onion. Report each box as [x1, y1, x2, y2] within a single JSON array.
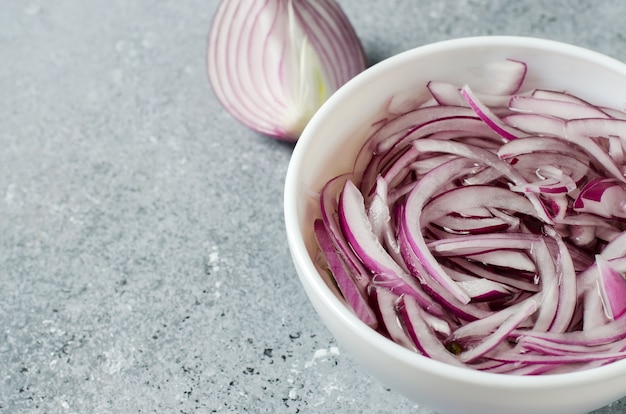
[[207, 0, 366, 140]]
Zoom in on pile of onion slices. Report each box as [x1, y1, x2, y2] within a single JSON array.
[[314, 59, 626, 375]]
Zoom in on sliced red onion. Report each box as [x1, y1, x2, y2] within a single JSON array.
[[452, 297, 538, 344], [427, 81, 512, 108], [411, 139, 553, 223], [564, 119, 626, 182], [509, 95, 611, 120], [459, 298, 537, 363], [427, 81, 467, 107], [465, 58, 527, 95], [596, 255, 626, 320], [447, 257, 541, 292], [497, 136, 588, 160], [338, 179, 407, 279], [431, 214, 512, 235], [566, 117, 626, 140], [207, 0, 366, 140], [338, 179, 443, 312], [509, 178, 575, 195], [359, 116, 502, 197], [456, 278, 512, 302], [581, 281, 610, 331], [573, 178, 626, 219], [427, 233, 538, 256], [421, 309, 453, 337], [399, 295, 466, 367], [502, 113, 567, 137], [367, 106, 478, 154], [370, 286, 415, 350], [468, 250, 537, 274], [367, 177, 393, 244], [319, 174, 372, 294], [524, 238, 560, 332], [358, 117, 467, 195], [544, 228, 578, 332], [490, 348, 626, 365], [386, 84, 435, 115], [402, 158, 481, 305], [313, 59, 626, 375], [609, 136, 625, 164], [601, 231, 626, 260], [516, 335, 623, 356], [514, 313, 626, 347], [461, 85, 524, 141], [531, 88, 608, 108], [421, 186, 540, 224], [509, 153, 589, 184], [602, 106, 626, 120], [313, 219, 378, 327], [397, 212, 489, 321]]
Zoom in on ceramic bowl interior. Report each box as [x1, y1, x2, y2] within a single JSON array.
[[284, 36, 626, 414]]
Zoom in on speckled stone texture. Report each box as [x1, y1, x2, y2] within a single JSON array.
[[1, 0, 626, 413]]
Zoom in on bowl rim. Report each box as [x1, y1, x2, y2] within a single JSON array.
[[284, 35, 626, 390]]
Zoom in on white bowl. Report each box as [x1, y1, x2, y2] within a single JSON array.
[[284, 36, 626, 414]]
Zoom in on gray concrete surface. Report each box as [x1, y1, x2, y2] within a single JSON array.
[[1, 0, 626, 413]]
